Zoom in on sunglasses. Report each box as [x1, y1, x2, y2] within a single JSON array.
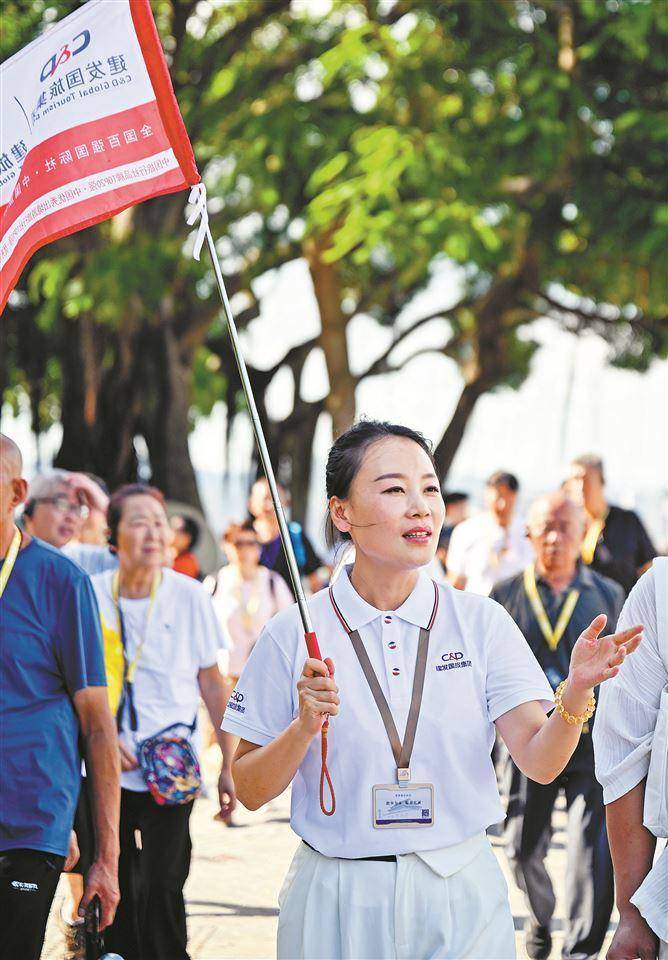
[[233, 539, 260, 548], [35, 496, 89, 519]]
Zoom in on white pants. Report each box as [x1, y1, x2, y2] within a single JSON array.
[[277, 839, 516, 960]]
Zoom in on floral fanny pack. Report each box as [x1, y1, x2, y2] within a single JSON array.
[[136, 718, 202, 806]]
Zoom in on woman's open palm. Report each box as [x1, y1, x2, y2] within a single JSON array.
[[569, 614, 643, 690]]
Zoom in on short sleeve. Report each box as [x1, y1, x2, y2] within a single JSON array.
[[55, 572, 107, 696], [484, 600, 554, 722], [221, 626, 295, 745], [192, 585, 229, 664], [594, 567, 666, 804]]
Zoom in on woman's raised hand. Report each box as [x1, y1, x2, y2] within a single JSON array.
[[568, 615, 643, 693], [297, 657, 339, 739]]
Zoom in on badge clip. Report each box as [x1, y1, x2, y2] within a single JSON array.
[[397, 767, 411, 783]]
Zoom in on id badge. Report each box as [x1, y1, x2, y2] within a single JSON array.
[[372, 783, 434, 829]]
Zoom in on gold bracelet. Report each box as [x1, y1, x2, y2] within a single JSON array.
[[554, 680, 596, 725]]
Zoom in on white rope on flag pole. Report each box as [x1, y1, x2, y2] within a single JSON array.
[[186, 183, 209, 261]]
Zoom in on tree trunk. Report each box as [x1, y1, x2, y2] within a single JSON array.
[[142, 318, 203, 510], [433, 252, 541, 480], [275, 400, 324, 524], [305, 233, 356, 436], [56, 316, 141, 486], [55, 316, 92, 469], [433, 380, 487, 480]]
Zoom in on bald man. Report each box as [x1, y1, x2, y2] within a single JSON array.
[[491, 492, 624, 960], [0, 434, 120, 960]]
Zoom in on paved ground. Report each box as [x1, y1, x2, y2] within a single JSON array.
[[43, 751, 616, 959]]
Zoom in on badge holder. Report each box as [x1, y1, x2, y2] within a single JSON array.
[[373, 766, 435, 829]]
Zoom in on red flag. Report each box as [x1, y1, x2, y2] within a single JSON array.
[[0, 0, 199, 312]]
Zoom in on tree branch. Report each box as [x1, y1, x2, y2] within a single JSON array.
[[537, 290, 662, 337], [382, 345, 449, 375], [355, 298, 472, 383]]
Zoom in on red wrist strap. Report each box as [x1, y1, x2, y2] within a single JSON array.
[[319, 720, 335, 816], [304, 631, 336, 817]]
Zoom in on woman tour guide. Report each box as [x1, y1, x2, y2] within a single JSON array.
[[222, 421, 643, 959]]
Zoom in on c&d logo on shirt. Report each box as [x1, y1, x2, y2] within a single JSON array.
[[228, 690, 245, 714], [436, 651, 472, 672]]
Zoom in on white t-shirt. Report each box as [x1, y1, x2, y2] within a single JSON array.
[[208, 565, 293, 676], [64, 542, 118, 576], [593, 561, 668, 943], [594, 564, 666, 803], [446, 512, 533, 595], [222, 565, 553, 857], [92, 567, 226, 792]]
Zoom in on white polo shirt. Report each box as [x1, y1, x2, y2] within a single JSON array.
[[223, 566, 553, 858], [446, 512, 533, 595], [92, 567, 226, 792]]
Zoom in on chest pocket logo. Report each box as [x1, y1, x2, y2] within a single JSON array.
[[436, 651, 472, 672]]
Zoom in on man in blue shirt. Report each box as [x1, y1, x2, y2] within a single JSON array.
[[0, 434, 120, 960]]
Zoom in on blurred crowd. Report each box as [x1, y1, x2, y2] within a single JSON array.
[[0, 430, 663, 960]]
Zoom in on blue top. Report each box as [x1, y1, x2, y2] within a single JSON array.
[[0, 537, 107, 856]]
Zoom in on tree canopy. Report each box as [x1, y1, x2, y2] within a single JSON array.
[[2, 0, 667, 519]]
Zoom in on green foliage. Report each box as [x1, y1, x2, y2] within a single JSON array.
[[2, 0, 667, 487]]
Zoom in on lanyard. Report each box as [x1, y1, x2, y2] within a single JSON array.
[[581, 513, 607, 565], [329, 581, 438, 783], [112, 570, 161, 731], [523, 564, 580, 652], [0, 526, 22, 601]]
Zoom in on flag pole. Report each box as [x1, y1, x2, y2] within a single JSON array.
[[203, 225, 320, 654], [200, 208, 334, 816]]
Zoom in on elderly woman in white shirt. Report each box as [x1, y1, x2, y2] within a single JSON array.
[[594, 558, 668, 959], [222, 420, 644, 960], [91, 483, 237, 960], [208, 520, 293, 682]]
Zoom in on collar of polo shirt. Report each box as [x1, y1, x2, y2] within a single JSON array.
[[332, 564, 437, 631]]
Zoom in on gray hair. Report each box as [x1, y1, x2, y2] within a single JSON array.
[[27, 470, 73, 502], [571, 454, 605, 483]]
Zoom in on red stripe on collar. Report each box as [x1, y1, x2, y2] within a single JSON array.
[[329, 580, 440, 634]]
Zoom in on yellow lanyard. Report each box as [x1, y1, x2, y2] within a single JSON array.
[[523, 564, 580, 652], [581, 513, 607, 565], [111, 570, 161, 683], [0, 526, 22, 600]]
